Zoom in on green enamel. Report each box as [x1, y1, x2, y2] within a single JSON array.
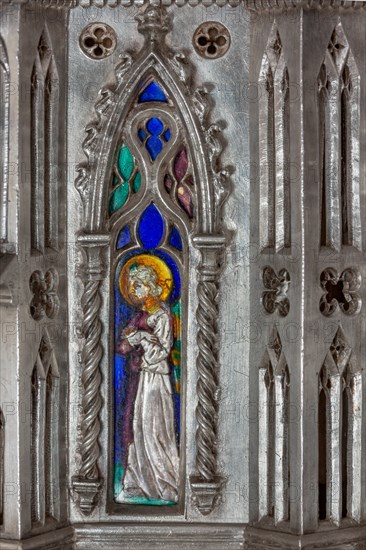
[[117, 145, 134, 181], [109, 182, 129, 215], [114, 464, 175, 505], [113, 175, 119, 187], [133, 171, 142, 193], [172, 301, 181, 318], [175, 339, 181, 351]]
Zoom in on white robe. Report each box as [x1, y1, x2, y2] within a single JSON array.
[[116, 306, 179, 503]]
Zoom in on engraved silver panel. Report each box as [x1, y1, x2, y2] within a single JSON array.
[[0, 1, 365, 549]]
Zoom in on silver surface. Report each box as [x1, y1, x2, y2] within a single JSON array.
[[0, 0, 365, 548]]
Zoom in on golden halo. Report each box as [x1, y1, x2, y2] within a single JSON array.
[[120, 254, 173, 305]]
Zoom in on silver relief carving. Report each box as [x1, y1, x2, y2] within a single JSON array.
[[0, 36, 10, 251], [318, 326, 362, 525], [74, 4, 229, 515], [318, 21, 362, 251], [319, 267, 361, 317], [8, 0, 365, 7], [75, 7, 228, 233], [192, 22, 231, 60], [71, 235, 109, 514], [190, 236, 226, 515], [29, 268, 60, 321], [31, 26, 59, 253], [258, 325, 290, 524], [261, 266, 290, 317], [79, 23, 117, 60], [259, 24, 290, 252], [31, 331, 60, 527]]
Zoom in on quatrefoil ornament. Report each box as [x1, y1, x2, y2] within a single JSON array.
[[261, 266, 291, 317], [320, 267, 361, 317], [193, 22, 230, 60], [29, 268, 60, 321]]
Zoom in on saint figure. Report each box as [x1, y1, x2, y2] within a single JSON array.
[[115, 258, 179, 503]]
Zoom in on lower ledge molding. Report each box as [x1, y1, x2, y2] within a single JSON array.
[[1, 523, 365, 549], [245, 524, 366, 549], [74, 523, 245, 549]]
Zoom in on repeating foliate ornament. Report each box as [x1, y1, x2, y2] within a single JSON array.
[[261, 266, 290, 317], [319, 267, 361, 316], [29, 268, 60, 320]]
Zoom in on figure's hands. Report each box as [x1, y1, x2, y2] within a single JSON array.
[[141, 332, 160, 345], [122, 327, 137, 337]]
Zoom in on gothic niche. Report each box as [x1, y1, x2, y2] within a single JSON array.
[[318, 21, 362, 251], [31, 334, 60, 526], [111, 80, 189, 505], [31, 26, 59, 253], [258, 23, 290, 252], [258, 326, 290, 525], [74, 5, 229, 516], [318, 327, 362, 525]]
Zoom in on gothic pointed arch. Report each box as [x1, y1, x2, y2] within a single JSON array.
[[258, 23, 290, 252], [73, 5, 230, 516], [318, 20, 362, 251], [258, 325, 290, 524], [76, 10, 228, 235], [318, 326, 362, 525], [30, 330, 60, 526], [31, 25, 59, 252]]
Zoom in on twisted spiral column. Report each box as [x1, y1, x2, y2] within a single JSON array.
[[190, 235, 225, 515], [79, 278, 103, 480], [196, 278, 219, 481], [72, 234, 109, 515]]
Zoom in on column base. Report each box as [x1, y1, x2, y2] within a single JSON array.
[[71, 477, 103, 516], [189, 475, 224, 515]]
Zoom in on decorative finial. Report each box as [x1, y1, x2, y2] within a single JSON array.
[[136, 5, 171, 46]]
